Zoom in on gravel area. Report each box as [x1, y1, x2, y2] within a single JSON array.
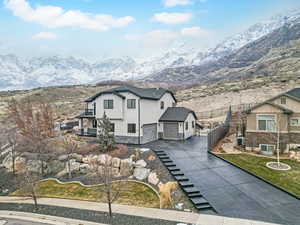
[[0, 203, 188, 225]]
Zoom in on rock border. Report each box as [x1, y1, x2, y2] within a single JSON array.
[[266, 162, 291, 171]]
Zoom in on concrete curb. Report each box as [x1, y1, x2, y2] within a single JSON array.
[[0, 210, 107, 225], [208, 151, 300, 200]]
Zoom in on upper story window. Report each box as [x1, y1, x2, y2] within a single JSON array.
[[280, 97, 287, 104], [127, 99, 136, 109], [104, 100, 113, 109], [160, 101, 164, 110], [291, 118, 300, 126], [185, 122, 189, 130], [257, 115, 276, 131], [128, 123, 136, 133]]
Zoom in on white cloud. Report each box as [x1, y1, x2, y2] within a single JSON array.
[[124, 30, 178, 48], [181, 26, 210, 37], [4, 0, 135, 31], [163, 0, 191, 7], [32, 32, 57, 39], [152, 12, 192, 25]]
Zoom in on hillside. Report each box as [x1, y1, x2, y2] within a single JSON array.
[[146, 21, 300, 84]]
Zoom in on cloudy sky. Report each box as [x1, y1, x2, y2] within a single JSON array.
[[1, 0, 300, 59]]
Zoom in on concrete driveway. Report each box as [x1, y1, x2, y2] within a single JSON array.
[[142, 136, 300, 225]]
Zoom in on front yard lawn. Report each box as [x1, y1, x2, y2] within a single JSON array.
[[12, 179, 160, 208], [218, 153, 300, 197]]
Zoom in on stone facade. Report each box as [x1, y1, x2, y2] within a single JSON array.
[[115, 136, 140, 144], [245, 132, 300, 153]]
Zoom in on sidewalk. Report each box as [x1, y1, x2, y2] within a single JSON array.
[[0, 197, 282, 225]]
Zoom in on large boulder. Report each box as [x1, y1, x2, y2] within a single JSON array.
[[133, 168, 150, 180], [148, 172, 159, 185], [26, 160, 42, 173], [1, 154, 26, 172], [71, 153, 83, 162], [47, 160, 65, 174], [79, 163, 91, 173], [112, 157, 121, 168], [58, 154, 68, 161], [98, 154, 112, 166], [134, 159, 147, 168], [120, 158, 133, 177]]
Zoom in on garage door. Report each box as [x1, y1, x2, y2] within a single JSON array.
[[163, 122, 179, 140], [143, 124, 157, 143]]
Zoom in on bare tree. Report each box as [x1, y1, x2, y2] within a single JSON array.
[[61, 134, 79, 179], [19, 169, 41, 211], [6, 98, 56, 176]]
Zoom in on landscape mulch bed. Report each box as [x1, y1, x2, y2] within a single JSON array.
[[0, 203, 186, 225]]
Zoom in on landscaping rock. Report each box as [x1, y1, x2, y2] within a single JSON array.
[[2, 155, 26, 172], [58, 154, 68, 161], [47, 160, 65, 174], [70, 153, 83, 162], [139, 148, 150, 152], [134, 159, 147, 168], [112, 157, 121, 168], [134, 168, 150, 180], [79, 163, 91, 173], [111, 167, 120, 177], [148, 172, 159, 185], [120, 158, 133, 177], [26, 160, 41, 173], [98, 154, 112, 166]]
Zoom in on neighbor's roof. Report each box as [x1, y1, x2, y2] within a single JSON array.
[[159, 107, 197, 122], [245, 101, 293, 114], [85, 85, 177, 102]]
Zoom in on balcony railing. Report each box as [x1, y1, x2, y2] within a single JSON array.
[[77, 128, 97, 137], [84, 108, 95, 116]]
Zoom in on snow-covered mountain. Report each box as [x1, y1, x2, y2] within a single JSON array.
[[1, 9, 300, 90]]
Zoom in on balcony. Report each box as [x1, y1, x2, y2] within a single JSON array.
[[77, 128, 97, 137], [76, 108, 95, 118]]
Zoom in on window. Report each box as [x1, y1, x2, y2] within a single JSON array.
[[93, 102, 96, 115], [280, 97, 287, 104], [291, 118, 299, 126], [92, 119, 97, 128], [127, 99, 136, 109], [104, 100, 113, 109], [128, 123, 136, 133], [257, 115, 276, 131], [160, 101, 164, 109], [192, 121, 195, 128], [185, 122, 188, 130], [110, 123, 115, 132], [260, 144, 275, 155]]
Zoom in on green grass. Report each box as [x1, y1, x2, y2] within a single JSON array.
[[218, 153, 300, 197], [12, 179, 160, 208]]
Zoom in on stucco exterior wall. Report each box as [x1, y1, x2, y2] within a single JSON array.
[[271, 96, 300, 112]]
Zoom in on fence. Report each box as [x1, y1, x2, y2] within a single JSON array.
[[198, 103, 255, 120], [207, 107, 232, 151]]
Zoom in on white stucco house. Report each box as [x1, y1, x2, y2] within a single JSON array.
[[76, 85, 197, 144]]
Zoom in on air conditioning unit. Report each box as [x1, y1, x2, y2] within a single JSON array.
[[237, 136, 245, 146]]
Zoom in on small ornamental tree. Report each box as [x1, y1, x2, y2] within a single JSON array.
[[97, 113, 115, 153], [62, 134, 79, 179]]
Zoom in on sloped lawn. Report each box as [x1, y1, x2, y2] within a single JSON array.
[[219, 153, 300, 197], [12, 179, 160, 208]]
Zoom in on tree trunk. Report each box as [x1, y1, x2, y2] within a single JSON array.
[[68, 159, 72, 179], [12, 148, 15, 175], [107, 189, 112, 219], [32, 189, 38, 211]]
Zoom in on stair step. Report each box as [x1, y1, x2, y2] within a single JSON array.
[[174, 176, 189, 182], [188, 193, 203, 198], [161, 159, 173, 163], [156, 152, 167, 156], [158, 156, 170, 160], [171, 171, 184, 176], [168, 167, 180, 172], [183, 187, 200, 194], [196, 203, 213, 210], [179, 181, 194, 188], [153, 149, 164, 153], [164, 162, 176, 167], [191, 197, 209, 205]]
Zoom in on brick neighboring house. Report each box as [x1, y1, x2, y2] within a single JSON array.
[[245, 88, 300, 154]]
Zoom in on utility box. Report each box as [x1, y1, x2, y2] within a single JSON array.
[[237, 136, 245, 146]]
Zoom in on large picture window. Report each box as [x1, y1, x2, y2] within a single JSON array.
[[104, 100, 113, 109], [260, 144, 275, 155], [127, 99, 136, 109], [257, 115, 276, 131]]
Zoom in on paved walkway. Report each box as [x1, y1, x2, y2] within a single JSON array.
[[142, 136, 300, 225], [0, 197, 284, 225]]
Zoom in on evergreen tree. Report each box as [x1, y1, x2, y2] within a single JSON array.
[[97, 112, 115, 153]]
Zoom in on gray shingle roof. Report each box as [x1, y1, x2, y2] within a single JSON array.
[[85, 85, 176, 102], [159, 107, 197, 122], [285, 88, 300, 101], [245, 102, 293, 114]]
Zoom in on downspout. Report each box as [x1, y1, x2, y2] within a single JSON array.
[[183, 122, 185, 140], [138, 99, 141, 144]]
